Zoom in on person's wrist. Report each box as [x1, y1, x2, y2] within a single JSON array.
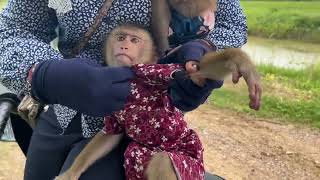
[[197, 39, 216, 51], [26, 63, 39, 95]]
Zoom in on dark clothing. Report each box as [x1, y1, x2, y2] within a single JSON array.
[[32, 58, 133, 117], [10, 114, 32, 155], [24, 106, 128, 180], [32, 41, 222, 117]]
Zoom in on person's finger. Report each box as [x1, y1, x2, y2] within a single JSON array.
[[29, 104, 39, 121], [18, 96, 31, 111], [185, 61, 199, 74], [249, 83, 262, 110], [248, 79, 256, 102], [255, 83, 262, 110]]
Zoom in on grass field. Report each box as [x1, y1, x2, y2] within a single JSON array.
[[209, 63, 320, 129], [241, 1, 320, 43], [0, 0, 6, 10]]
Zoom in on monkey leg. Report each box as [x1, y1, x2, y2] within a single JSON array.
[[124, 142, 157, 179], [145, 152, 177, 180], [147, 130, 205, 180], [124, 142, 177, 180]]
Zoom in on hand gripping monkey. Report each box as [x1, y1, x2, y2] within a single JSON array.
[[55, 24, 259, 180], [151, 0, 217, 55]]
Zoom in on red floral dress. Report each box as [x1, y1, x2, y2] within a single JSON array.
[[102, 64, 204, 180]]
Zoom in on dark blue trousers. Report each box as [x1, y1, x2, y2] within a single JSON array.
[[13, 106, 223, 180], [24, 106, 127, 180]]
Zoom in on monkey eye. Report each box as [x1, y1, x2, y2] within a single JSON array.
[[116, 35, 126, 41], [131, 37, 140, 44]]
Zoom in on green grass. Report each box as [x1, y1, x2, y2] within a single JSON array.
[[0, 0, 7, 11], [241, 1, 320, 43], [258, 63, 320, 92], [209, 63, 320, 129]]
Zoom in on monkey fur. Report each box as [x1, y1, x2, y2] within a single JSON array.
[[193, 48, 259, 82], [168, 0, 217, 18], [145, 152, 178, 180], [151, 0, 217, 56]]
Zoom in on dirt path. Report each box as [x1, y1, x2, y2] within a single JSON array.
[[186, 105, 320, 180], [1, 105, 319, 180]]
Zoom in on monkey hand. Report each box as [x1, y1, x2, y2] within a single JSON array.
[[54, 170, 80, 180], [232, 69, 262, 111], [198, 48, 262, 111]]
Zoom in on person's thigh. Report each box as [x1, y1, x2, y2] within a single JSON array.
[[10, 113, 33, 156], [24, 107, 83, 180], [60, 137, 130, 180]]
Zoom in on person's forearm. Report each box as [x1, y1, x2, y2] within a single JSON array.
[[31, 59, 132, 116], [69, 132, 123, 176]]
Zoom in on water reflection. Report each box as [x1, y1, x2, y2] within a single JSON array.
[[243, 36, 320, 69]]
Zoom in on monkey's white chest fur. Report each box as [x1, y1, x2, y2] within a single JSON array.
[[48, 0, 73, 15]]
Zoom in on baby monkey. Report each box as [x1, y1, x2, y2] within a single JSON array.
[[151, 0, 217, 55], [55, 24, 258, 180]]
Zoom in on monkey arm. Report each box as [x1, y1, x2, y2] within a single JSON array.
[[197, 48, 262, 110], [0, 0, 62, 95], [205, 0, 247, 50], [158, 40, 223, 112], [151, 0, 171, 56], [62, 115, 124, 178], [62, 132, 123, 179]]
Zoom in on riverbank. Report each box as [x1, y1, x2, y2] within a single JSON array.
[[241, 1, 320, 43]]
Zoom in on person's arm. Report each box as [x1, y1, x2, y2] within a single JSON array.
[[31, 59, 133, 116], [0, 0, 62, 95], [168, 1, 262, 111], [161, 40, 223, 111], [205, 0, 247, 50], [0, 1, 135, 116]]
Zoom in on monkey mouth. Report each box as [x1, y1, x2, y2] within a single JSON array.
[[115, 54, 134, 63]]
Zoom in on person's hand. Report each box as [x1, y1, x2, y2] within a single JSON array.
[[54, 170, 79, 180], [232, 70, 262, 111], [17, 95, 43, 128], [185, 60, 205, 87]]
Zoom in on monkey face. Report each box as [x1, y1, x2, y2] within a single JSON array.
[[105, 26, 156, 67], [112, 32, 146, 66]]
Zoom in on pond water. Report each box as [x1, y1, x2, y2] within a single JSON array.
[[242, 36, 320, 69]]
